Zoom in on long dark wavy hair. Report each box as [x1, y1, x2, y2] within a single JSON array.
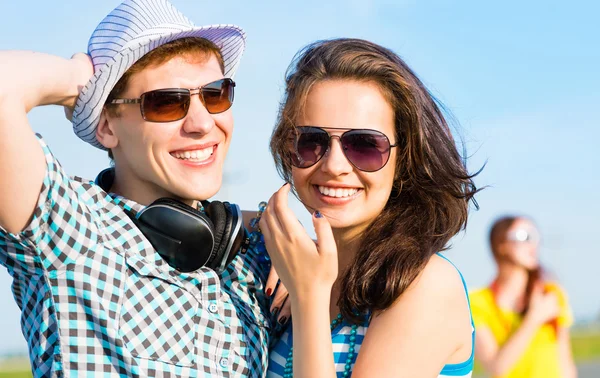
[[270, 38, 481, 323]]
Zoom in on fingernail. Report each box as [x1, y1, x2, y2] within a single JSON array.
[[271, 307, 279, 315], [278, 316, 288, 325], [315, 210, 323, 218], [266, 288, 273, 296]]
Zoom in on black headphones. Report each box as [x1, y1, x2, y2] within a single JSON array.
[[96, 168, 245, 273]]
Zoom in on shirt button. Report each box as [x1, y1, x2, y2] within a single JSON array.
[[219, 357, 229, 368], [209, 303, 218, 313]]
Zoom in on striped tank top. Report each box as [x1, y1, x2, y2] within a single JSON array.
[[267, 253, 474, 377]]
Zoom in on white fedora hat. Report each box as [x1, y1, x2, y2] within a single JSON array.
[[72, 0, 246, 149]]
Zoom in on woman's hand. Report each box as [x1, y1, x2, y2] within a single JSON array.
[[259, 183, 338, 302], [526, 284, 560, 326]]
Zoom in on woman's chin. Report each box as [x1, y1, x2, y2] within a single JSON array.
[[521, 260, 540, 271]]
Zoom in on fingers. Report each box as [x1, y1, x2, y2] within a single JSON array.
[[312, 210, 336, 257], [260, 183, 309, 258], [265, 266, 280, 297], [529, 282, 544, 302], [270, 183, 305, 236], [71, 52, 92, 64], [61, 53, 94, 111], [268, 279, 291, 327], [63, 107, 74, 121], [259, 194, 283, 243], [258, 213, 273, 246], [545, 292, 559, 307], [270, 283, 289, 313], [69, 52, 94, 81], [276, 294, 292, 326]]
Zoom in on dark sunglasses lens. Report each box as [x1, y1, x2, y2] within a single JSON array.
[[292, 127, 329, 168], [202, 79, 234, 114], [141, 89, 190, 122], [342, 130, 392, 172]]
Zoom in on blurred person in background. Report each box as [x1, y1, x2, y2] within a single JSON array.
[[470, 215, 577, 378]]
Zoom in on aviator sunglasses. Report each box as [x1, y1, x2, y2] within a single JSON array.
[[109, 78, 235, 122], [291, 126, 398, 172]]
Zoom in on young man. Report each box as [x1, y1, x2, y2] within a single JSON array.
[[0, 0, 284, 376]]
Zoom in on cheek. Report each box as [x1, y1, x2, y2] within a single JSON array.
[[509, 246, 537, 265], [522, 245, 538, 258], [372, 186, 392, 211], [369, 165, 395, 195], [291, 168, 306, 187], [116, 106, 144, 129], [112, 119, 142, 152], [291, 168, 313, 196], [215, 112, 234, 138], [122, 122, 179, 157], [362, 179, 392, 217], [113, 108, 149, 139]]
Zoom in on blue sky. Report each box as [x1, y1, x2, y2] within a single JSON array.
[[0, 0, 598, 353]]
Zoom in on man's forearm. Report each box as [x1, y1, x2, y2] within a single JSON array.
[[0, 51, 82, 110]]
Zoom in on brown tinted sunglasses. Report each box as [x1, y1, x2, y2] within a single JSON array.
[[109, 78, 235, 122]]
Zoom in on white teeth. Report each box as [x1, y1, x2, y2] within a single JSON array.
[[173, 146, 214, 162], [317, 186, 359, 198]]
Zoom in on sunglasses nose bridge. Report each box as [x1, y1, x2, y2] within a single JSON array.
[[319, 134, 354, 173], [188, 88, 205, 106], [326, 134, 349, 157]]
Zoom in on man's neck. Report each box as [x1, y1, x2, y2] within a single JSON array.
[[104, 166, 196, 208]]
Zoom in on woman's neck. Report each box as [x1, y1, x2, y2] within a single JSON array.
[[329, 227, 362, 319], [332, 227, 362, 276], [493, 264, 529, 310]]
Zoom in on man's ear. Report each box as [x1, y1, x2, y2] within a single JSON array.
[[96, 108, 119, 150]]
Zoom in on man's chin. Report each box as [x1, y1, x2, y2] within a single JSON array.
[[166, 169, 222, 199], [180, 182, 222, 202]]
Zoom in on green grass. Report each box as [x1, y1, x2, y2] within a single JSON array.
[[0, 372, 31, 378], [472, 330, 600, 376], [572, 331, 600, 362]]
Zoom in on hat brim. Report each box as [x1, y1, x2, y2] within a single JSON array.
[[72, 24, 246, 150]]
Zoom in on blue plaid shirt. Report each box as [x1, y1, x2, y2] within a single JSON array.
[[0, 137, 272, 377]]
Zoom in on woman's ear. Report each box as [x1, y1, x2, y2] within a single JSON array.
[[96, 108, 119, 150]]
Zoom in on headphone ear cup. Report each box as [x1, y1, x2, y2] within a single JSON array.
[[151, 197, 210, 222], [134, 197, 216, 272], [205, 200, 233, 269]]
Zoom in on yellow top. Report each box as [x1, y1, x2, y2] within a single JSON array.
[[469, 282, 573, 378]]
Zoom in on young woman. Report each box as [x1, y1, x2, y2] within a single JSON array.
[[470, 216, 577, 378], [259, 38, 479, 377]]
